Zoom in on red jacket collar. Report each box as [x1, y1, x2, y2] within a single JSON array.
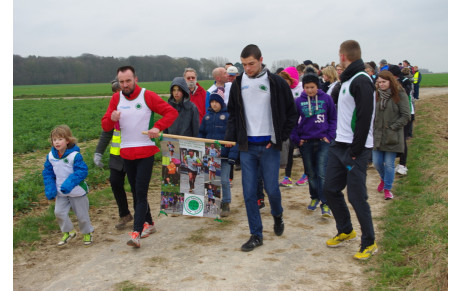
[[122, 84, 142, 100]]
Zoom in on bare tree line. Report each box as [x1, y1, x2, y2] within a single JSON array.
[[13, 54, 226, 85]]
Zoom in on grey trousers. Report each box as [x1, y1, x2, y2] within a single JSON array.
[[55, 195, 94, 234]]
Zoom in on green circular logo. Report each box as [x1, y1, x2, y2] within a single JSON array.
[[259, 84, 268, 91], [188, 200, 199, 210], [184, 195, 204, 215], [136, 103, 142, 110]]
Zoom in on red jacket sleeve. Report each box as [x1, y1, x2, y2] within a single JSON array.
[[144, 90, 178, 131], [101, 93, 120, 131]]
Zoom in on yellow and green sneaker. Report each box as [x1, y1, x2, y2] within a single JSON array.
[[353, 243, 378, 260], [57, 230, 76, 246], [326, 230, 357, 247], [83, 233, 93, 246]]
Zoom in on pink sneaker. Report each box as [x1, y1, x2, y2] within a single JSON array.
[[295, 174, 309, 186], [279, 176, 293, 187], [377, 180, 384, 192], [384, 189, 394, 200]]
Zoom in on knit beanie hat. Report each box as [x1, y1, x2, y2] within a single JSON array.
[[388, 64, 402, 78], [209, 87, 226, 108], [302, 72, 320, 87], [282, 67, 299, 89]]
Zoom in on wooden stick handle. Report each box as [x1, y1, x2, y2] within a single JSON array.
[[142, 132, 236, 146]]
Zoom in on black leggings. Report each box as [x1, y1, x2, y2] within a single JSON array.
[[124, 156, 154, 233]]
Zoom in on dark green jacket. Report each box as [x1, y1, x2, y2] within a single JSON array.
[[373, 88, 411, 153]]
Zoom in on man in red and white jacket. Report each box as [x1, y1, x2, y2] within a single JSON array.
[[102, 66, 178, 248]]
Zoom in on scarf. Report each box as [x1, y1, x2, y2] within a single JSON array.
[[378, 88, 392, 110]]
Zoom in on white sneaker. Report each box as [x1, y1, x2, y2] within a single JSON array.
[[396, 165, 408, 175], [140, 222, 157, 238]]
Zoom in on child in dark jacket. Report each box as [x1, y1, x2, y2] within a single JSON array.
[[290, 73, 337, 217], [164, 77, 200, 137], [199, 88, 238, 217], [42, 125, 94, 246]]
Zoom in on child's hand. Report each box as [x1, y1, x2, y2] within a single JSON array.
[[45, 190, 56, 200], [60, 181, 74, 194]]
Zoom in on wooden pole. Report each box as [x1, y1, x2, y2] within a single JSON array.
[[142, 132, 236, 146]]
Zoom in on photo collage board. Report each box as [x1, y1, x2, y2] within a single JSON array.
[[160, 138, 223, 218]]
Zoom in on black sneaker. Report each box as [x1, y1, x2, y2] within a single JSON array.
[[241, 235, 263, 252], [273, 214, 284, 236], [257, 199, 265, 209]]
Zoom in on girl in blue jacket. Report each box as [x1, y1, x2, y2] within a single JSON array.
[[42, 125, 94, 246]]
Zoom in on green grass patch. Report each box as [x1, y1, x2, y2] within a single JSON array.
[[13, 205, 59, 249], [13, 98, 111, 153], [420, 73, 448, 87], [113, 280, 151, 291], [371, 95, 448, 290], [13, 80, 215, 98]]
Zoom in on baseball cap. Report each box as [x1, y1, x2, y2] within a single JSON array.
[[227, 66, 238, 75]]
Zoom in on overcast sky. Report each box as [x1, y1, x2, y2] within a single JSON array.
[[13, 0, 449, 73]]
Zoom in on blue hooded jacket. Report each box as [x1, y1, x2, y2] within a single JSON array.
[[199, 97, 239, 162], [42, 144, 88, 200]]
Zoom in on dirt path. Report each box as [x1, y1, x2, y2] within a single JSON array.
[[13, 88, 448, 290]]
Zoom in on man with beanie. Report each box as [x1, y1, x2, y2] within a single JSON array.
[[225, 44, 297, 252], [379, 59, 389, 72], [199, 88, 238, 217], [323, 40, 378, 260]]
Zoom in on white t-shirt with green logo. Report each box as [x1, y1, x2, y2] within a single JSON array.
[[241, 73, 275, 143]]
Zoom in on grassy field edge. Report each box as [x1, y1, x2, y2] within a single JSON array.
[[369, 95, 448, 290]]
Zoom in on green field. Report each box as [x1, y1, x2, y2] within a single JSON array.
[[418, 73, 448, 87], [13, 98, 112, 153], [13, 80, 216, 98]]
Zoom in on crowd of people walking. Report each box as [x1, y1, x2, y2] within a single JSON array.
[[42, 40, 421, 261]]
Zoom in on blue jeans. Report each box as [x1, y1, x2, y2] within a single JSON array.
[[240, 145, 284, 238], [372, 150, 397, 190], [220, 159, 231, 203], [299, 139, 330, 204]]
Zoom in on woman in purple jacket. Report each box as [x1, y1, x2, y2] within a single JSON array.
[[290, 73, 337, 217]]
